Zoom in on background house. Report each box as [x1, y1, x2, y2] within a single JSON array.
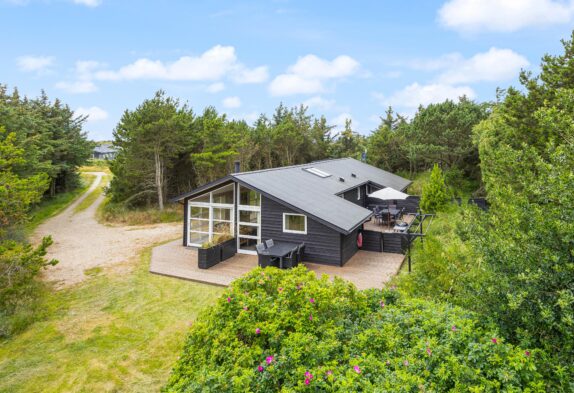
[[92, 144, 118, 160]]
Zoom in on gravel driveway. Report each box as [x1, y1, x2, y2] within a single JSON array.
[[33, 172, 181, 288]]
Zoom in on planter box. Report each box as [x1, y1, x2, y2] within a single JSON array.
[[198, 245, 221, 269], [220, 238, 237, 261], [198, 238, 237, 269]]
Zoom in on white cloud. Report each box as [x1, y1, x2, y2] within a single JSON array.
[[303, 96, 336, 110], [206, 82, 225, 93], [439, 0, 574, 33], [438, 47, 529, 84], [93, 45, 267, 84], [75, 106, 108, 121], [385, 83, 475, 110], [330, 112, 358, 131], [17, 55, 54, 73], [55, 80, 98, 94], [222, 96, 241, 109], [269, 54, 360, 96], [73, 0, 102, 7]]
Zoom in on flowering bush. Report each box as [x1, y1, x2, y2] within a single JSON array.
[[164, 266, 547, 392]]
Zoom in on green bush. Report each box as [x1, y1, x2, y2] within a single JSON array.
[[165, 267, 547, 392], [420, 164, 450, 213]]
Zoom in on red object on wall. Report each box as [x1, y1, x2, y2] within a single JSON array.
[[357, 232, 363, 248]]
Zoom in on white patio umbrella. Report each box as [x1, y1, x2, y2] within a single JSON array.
[[368, 187, 409, 200]]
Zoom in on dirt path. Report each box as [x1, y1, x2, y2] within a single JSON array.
[[33, 172, 181, 288]]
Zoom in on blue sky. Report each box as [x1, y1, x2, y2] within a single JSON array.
[[1, 0, 573, 140]]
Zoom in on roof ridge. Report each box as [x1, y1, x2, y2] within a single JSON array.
[[232, 157, 352, 176]]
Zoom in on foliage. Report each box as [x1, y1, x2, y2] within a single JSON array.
[[0, 246, 223, 392], [419, 164, 450, 213], [97, 199, 181, 226], [201, 233, 234, 249], [165, 267, 547, 392], [0, 237, 57, 337]]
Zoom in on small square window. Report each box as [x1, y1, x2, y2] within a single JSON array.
[[283, 213, 307, 234]]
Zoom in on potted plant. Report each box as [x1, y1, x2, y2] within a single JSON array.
[[197, 233, 236, 269]]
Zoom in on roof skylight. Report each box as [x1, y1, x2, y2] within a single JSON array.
[[304, 167, 331, 178]]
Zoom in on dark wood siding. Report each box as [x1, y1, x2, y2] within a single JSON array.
[[382, 233, 407, 254], [342, 184, 367, 208], [340, 228, 360, 265], [367, 195, 420, 214], [261, 196, 341, 265], [362, 230, 383, 252], [182, 199, 188, 246]]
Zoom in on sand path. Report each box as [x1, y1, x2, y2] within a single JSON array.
[[32, 172, 181, 288]]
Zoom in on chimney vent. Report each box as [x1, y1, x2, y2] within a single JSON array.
[[234, 160, 241, 173]]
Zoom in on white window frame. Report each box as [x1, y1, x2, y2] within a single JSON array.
[[283, 213, 307, 235], [237, 185, 261, 254], [357, 186, 361, 200], [187, 183, 235, 247]]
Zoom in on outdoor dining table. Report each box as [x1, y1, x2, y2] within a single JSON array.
[[380, 208, 401, 227], [259, 241, 300, 269]]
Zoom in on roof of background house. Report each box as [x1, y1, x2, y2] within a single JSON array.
[[173, 158, 411, 234], [93, 145, 118, 154]]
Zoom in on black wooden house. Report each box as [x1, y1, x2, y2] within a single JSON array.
[[172, 158, 411, 266]]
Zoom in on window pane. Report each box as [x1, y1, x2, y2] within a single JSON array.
[[189, 219, 209, 232], [212, 184, 234, 204], [213, 221, 231, 235], [239, 237, 258, 251], [239, 224, 258, 237], [190, 206, 209, 219], [189, 231, 209, 245], [190, 193, 210, 203], [239, 187, 260, 206], [213, 207, 231, 221], [285, 215, 306, 232], [239, 210, 259, 224]]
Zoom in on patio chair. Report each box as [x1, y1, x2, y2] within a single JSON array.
[[256, 243, 266, 253], [296, 243, 306, 265], [265, 239, 274, 248], [282, 250, 297, 269], [256, 244, 279, 268]]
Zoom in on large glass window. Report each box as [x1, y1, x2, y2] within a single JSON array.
[[240, 186, 260, 206], [283, 213, 307, 234], [237, 185, 261, 254], [187, 183, 234, 246]]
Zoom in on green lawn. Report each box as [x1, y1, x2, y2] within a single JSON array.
[[25, 173, 95, 233], [0, 246, 223, 392]]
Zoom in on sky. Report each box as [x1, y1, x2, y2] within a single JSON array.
[[1, 0, 573, 140]]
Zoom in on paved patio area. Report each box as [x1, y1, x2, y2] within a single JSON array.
[[150, 240, 405, 290]]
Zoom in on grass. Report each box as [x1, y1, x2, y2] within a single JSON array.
[[80, 159, 112, 174], [25, 173, 95, 233], [98, 200, 182, 226], [73, 174, 110, 214], [0, 243, 224, 393]]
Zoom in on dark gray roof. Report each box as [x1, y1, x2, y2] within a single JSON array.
[[94, 145, 118, 154], [233, 158, 411, 234]]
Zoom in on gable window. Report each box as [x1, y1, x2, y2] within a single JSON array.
[[283, 213, 307, 234]]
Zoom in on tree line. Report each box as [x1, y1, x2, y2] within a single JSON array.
[[109, 93, 489, 209], [0, 86, 92, 337]]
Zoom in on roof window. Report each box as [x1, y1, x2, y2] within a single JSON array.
[[303, 167, 331, 178]]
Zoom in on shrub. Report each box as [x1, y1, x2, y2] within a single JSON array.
[[165, 267, 547, 392], [420, 164, 450, 213]]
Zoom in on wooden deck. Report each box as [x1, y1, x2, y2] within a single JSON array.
[[150, 240, 405, 290], [363, 213, 416, 233]]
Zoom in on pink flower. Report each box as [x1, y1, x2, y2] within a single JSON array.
[[380, 301, 385, 308], [426, 347, 432, 356], [243, 306, 249, 311], [296, 284, 302, 290], [258, 365, 264, 372], [326, 370, 333, 376], [451, 325, 457, 331], [255, 328, 261, 334], [525, 351, 531, 357], [491, 338, 498, 344], [227, 297, 231, 303], [309, 313, 313, 321], [309, 298, 315, 303], [305, 371, 313, 379], [266, 356, 274, 365], [403, 360, 409, 367], [385, 360, 390, 366], [304, 378, 310, 385], [278, 287, 284, 293], [353, 365, 361, 374]]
